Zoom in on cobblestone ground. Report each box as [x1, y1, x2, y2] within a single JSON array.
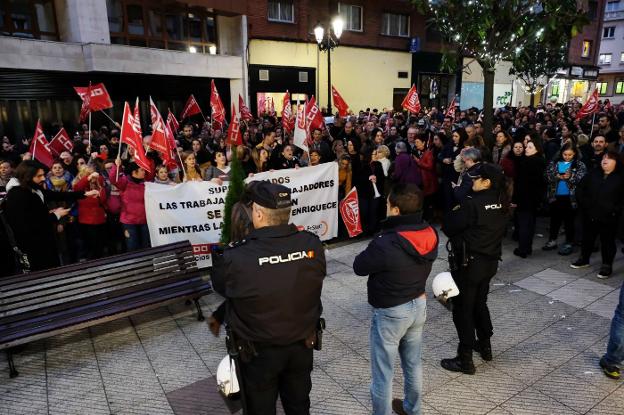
[[1, 221, 624, 414]]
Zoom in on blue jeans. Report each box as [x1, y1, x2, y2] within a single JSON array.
[[123, 224, 151, 251], [370, 297, 427, 415], [603, 282, 624, 368]]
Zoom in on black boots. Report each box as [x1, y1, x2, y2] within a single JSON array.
[[473, 338, 493, 361], [440, 346, 475, 375]]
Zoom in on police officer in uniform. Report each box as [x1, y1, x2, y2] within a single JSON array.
[[440, 163, 507, 374], [211, 181, 326, 414]]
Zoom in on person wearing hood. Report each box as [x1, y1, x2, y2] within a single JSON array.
[[441, 163, 507, 375], [3, 160, 99, 271], [353, 183, 438, 415]]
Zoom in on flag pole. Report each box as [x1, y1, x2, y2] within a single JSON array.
[[88, 110, 92, 153], [100, 110, 120, 128], [590, 111, 597, 136], [115, 141, 123, 182]]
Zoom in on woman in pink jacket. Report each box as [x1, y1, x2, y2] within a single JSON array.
[[109, 158, 150, 251]]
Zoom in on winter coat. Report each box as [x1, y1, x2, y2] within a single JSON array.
[[109, 165, 147, 225], [392, 152, 422, 186], [73, 175, 108, 225], [545, 159, 587, 208], [3, 178, 85, 271], [413, 150, 438, 196], [353, 213, 438, 308], [439, 143, 461, 182], [512, 154, 546, 212], [492, 144, 511, 165], [576, 169, 624, 223]]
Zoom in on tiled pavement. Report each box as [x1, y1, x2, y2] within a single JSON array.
[[1, 222, 624, 414]]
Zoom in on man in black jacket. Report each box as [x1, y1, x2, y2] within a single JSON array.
[[441, 163, 507, 375], [353, 184, 438, 415], [211, 181, 326, 414]]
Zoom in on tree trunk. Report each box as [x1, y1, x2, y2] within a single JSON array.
[[482, 66, 495, 149]]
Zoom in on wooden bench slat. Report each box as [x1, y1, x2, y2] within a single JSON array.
[[0, 277, 211, 335], [0, 241, 193, 287], [0, 286, 212, 350], [0, 267, 203, 318], [0, 253, 196, 301]]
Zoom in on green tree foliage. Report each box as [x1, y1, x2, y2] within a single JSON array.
[[220, 146, 245, 245], [413, 0, 588, 140]]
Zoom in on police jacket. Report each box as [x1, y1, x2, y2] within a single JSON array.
[[353, 213, 438, 309], [211, 224, 325, 345], [443, 188, 506, 260]]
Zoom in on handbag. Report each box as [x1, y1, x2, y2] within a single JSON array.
[[0, 198, 31, 273]]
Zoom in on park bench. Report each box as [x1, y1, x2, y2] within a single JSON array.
[[0, 240, 211, 378]]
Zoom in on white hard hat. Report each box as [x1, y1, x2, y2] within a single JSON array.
[[216, 355, 240, 397], [432, 272, 459, 303]]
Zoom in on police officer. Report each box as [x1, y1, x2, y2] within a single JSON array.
[[441, 163, 507, 375], [211, 181, 326, 414]]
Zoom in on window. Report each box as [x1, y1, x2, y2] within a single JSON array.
[[551, 84, 560, 96], [381, 13, 409, 37], [0, 0, 58, 40], [268, 0, 294, 23], [106, 1, 217, 54], [582, 40, 592, 58], [597, 82, 608, 94], [607, 1, 621, 12], [621, 52, 624, 63], [603, 26, 615, 38], [338, 3, 362, 32], [599, 53, 612, 64], [616, 81, 624, 94]]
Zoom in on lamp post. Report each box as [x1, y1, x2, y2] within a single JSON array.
[[314, 17, 343, 116]]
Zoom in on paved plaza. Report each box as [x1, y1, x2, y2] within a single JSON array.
[[1, 222, 624, 415]]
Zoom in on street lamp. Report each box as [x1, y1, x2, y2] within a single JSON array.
[[314, 17, 343, 115]]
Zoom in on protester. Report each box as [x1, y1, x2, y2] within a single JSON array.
[[73, 166, 108, 259], [3, 160, 98, 271], [109, 159, 150, 251], [154, 165, 176, 185], [180, 151, 203, 182], [204, 150, 230, 184], [0, 159, 14, 194], [353, 183, 438, 415], [543, 143, 586, 255], [600, 281, 624, 380], [572, 151, 624, 278]]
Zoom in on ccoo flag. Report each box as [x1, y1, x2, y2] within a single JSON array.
[[401, 84, 422, 114], [331, 85, 350, 117]]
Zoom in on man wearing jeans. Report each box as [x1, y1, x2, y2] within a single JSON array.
[[353, 183, 438, 415], [600, 282, 624, 380]]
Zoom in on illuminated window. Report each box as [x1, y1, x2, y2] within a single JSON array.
[[616, 81, 624, 94], [599, 53, 612, 65], [596, 82, 608, 94], [582, 40, 591, 58]]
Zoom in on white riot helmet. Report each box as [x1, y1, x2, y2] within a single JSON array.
[[432, 272, 459, 309], [216, 355, 240, 398]]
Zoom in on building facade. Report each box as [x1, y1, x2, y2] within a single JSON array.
[[0, 0, 248, 139], [597, 0, 624, 103]]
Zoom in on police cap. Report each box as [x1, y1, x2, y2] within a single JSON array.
[[247, 181, 292, 209], [469, 163, 504, 189]]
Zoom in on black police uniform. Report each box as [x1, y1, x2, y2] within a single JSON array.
[[211, 182, 326, 415], [442, 169, 507, 371]]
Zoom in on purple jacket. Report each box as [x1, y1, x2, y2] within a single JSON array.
[[393, 153, 422, 186]]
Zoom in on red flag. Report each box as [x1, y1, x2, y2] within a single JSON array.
[[282, 91, 294, 133], [339, 187, 363, 238], [401, 84, 421, 113], [257, 95, 267, 117], [149, 97, 173, 162], [226, 104, 243, 146], [167, 109, 180, 133], [331, 85, 349, 117], [239, 94, 253, 121], [78, 83, 92, 122], [180, 94, 202, 120], [29, 120, 55, 168], [48, 128, 73, 155], [293, 101, 310, 152], [164, 123, 179, 169], [305, 96, 324, 132], [74, 83, 113, 115], [120, 102, 151, 173], [576, 89, 599, 119], [267, 97, 276, 117], [133, 98, 142, 139], [210, 79, 226, 129], [446, 96, 457, 118]]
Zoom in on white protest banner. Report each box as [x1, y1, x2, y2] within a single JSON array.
[[145, 181, 228, 268], [246, 163, 339, 240]]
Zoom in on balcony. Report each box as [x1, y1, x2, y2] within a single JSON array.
[[604, 9, 624, 21]]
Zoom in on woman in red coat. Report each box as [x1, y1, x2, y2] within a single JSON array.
[[73, 165, 107, 259], [413, 135, 438, 221]]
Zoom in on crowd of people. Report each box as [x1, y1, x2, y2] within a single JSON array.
[[1, 98, 624, 278]]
